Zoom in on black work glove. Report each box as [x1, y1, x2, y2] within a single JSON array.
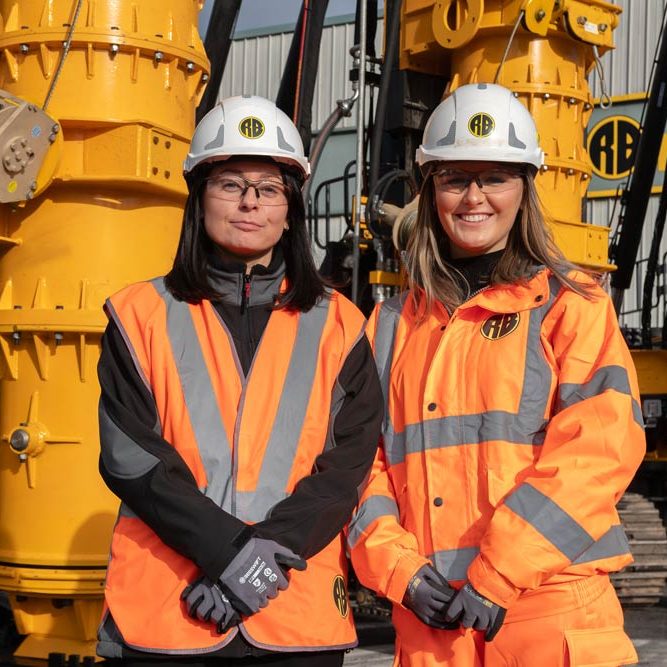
[[403, 564, 457, 629], [445, 582, 507, 641], [218, 537, 307, 616], [181, 577, 240, 633]]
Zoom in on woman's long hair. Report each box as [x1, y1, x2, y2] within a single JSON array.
[[164, 161, 326, 311], [406, 167, 594, 315]]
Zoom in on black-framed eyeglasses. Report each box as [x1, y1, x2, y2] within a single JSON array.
[[205, 175, 288, 206], [432, 168, 524, 194]]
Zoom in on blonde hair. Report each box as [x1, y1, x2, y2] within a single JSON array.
[[405, 169, 593, 315]]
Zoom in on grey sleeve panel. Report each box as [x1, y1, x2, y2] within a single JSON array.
[[99, 399, 160, 479]]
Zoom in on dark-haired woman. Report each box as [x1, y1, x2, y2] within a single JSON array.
[[348, 83, 644, 666], [97, 95, 382, 666]]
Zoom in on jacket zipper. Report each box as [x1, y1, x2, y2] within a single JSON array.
[[240, 273, 251, 314]]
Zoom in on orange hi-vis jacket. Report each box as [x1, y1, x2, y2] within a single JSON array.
[[348, 270, 645, 629], [102, 277, 365, 654]]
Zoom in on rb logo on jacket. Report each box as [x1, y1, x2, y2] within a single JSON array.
[[481, 313, 520, 340]]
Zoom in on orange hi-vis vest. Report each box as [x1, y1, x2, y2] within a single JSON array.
[[101, 278, 364, 655], [348, 270, 645, 629]]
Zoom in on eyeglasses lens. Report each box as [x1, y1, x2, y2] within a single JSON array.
[[207, 177, 287, 205], [434, 169, 522, 194]]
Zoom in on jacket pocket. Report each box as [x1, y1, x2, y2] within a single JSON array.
[[564, 627, 637, 666]]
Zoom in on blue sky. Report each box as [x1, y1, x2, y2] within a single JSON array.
[[198, 1, 379, 37]]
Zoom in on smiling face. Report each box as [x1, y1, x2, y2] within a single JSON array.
[[433, 161, 524, 259], [202, 158, 289, 269]]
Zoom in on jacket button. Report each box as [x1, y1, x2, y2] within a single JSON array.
[[427, 402, 437, 412], [440, 325, 446, 331], [535, 294, 544, 302], [433, 497, 443, 507]]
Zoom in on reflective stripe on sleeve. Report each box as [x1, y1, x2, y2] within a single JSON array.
[[572, 524, 631, 564], [152, 278, 234, 513], [558, 364, 644, 427], [236, 298, 330, 523], [347, 495, 400, 548], [504, 482, 594, 561], [431, 546, 480, 582]]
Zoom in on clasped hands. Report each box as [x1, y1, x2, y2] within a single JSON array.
[[181, 537, 306, 633], [403, 564, 506, 642]]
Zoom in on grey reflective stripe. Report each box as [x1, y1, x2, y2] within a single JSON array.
[[99, 401, 159, 479], [558, 364, 644, 427], [573, 524, 631, 564], [152, 278, 234, 512], [505, 482, 593, 560], [236, 298, 331, 523], [373, 297, 405, 465], [374, 296, 404, 407], [391, 410, 546, 460], [430, 547, 479, 581], [347, 495, 400, 548], [515, 280, 557, 433], [383, 422, 402, 466]]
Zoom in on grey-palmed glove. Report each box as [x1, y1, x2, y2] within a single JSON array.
[[403, 564, 457, 629], [181, 577, 240, 633], [218, 537, 307, 616], [445, 582, 507, 641]]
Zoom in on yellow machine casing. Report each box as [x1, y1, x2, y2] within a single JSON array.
[[0, 1, 208, 659]]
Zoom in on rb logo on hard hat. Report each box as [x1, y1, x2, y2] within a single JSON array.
[[468, 112, 495, 138]]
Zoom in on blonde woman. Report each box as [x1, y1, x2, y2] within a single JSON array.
[[348, 83, 645, 666]]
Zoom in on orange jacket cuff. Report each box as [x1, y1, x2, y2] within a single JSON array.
[[386, 552, 430, 605], [467, 554, 522, 609]]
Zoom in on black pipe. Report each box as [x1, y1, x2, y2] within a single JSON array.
[[611, 8, 667, 295], [367, 0, 402, 227], [641, 158, 667, 347], [276, 0, 330, 154], [196, 0, 243, 123]]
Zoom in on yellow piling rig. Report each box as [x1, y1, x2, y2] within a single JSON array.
[[0, 1, 208, 659]]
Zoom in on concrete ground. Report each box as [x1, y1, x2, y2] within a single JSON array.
[[345, 607, 667, 666]]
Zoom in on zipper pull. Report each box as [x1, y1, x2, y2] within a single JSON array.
[[241, 274, 251, 314]]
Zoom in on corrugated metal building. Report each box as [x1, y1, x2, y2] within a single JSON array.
[[218, 2, 666, 330], [588, 0, 667, 331]]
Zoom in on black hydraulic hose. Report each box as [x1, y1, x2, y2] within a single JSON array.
[[641, 162, 667, 348], [366, 169, 418, 239], [303, 105, 347, 207], [196, 0, 242, 123], [367, 0, 402, 205], [303, 106, 345, 206]]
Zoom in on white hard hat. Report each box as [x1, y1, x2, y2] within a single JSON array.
[[184, 95, 310, 178], [416, 83, 544, 171]]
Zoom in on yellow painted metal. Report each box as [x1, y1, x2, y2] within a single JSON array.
[[369, 270, 403, 287], [0, 0, 208, 659], [399, 0, 621, 271], [631, 350, 667, 397]]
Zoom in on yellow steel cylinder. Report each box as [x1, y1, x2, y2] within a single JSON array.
[[400, 0, 621, 270], [0, 0, 208, 659]]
